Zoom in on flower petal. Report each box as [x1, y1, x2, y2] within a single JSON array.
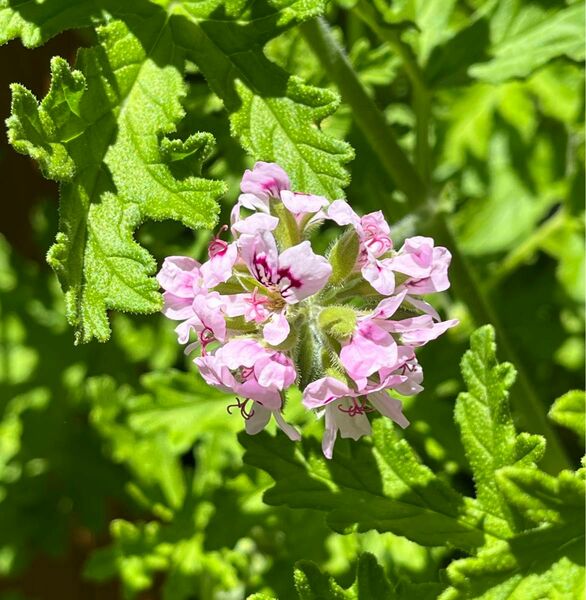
[[200, 243, 238, 288], [302, 376, 353, 409], [340, 321, 398, 382], [362, 258, 395, 295], [327, 199, 360, 226], [368, 391, 409, 428], [244, 403, 272, 434], [277, 241, 332, 303], [232, 212, 279, 236], [238, 230, 280, 288], [157, 256, 202, 297], [241, 161, 290, 200], [280, 190, 329, 215], [263, 311, 290, 346], [274, 411, 301, 441]]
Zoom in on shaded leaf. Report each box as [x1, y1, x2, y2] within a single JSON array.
[[7, 13, 225, 343], [549, 390, 585, 439]]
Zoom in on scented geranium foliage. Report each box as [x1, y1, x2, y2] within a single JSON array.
[[159, 162, 457, 457], [1, 0, 584, 598]]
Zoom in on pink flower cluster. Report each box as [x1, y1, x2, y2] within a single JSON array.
[[158, 162, 457, 458]]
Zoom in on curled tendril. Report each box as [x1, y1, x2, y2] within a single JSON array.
[[227, 397, 255, 420]]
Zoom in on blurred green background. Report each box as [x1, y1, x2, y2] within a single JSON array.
[[0, 1, 584, 598]]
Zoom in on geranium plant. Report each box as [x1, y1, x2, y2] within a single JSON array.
[[0, 1, 584, 598]]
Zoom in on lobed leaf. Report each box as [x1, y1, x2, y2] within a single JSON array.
[[549, 390, 586, 439], [7, 12, 225, 343], [0, 0, 98, 47], [454, 325, 545, 537], [241, 417, 494, 550], [470, 3, 585, 83], [169, 0, 354, 199], [443, 467, 585, 599]]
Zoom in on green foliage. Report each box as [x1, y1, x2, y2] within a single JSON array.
[[454, 326, 545, 537], [470, 2, 585, 83], [170, 0, 354, 198], [549, 390, 586, 439], [7, 14, 225, 343], [1, 0, 585, 597], [243, 326, 585, 597], [295, 553, 393, 599]]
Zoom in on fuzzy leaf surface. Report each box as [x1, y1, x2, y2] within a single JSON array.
[[0, 0, 99, 46], [549, 390, 586, 439], [443, 467, 585, 599], [7, 12, 225, 343], [168, 0, 354, 198], [454, 325, 545, 537], [241, 418, 495, 550]]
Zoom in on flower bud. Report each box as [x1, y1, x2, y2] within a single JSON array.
[[318, 306, 357, 340], [328, 228, 360, 285]]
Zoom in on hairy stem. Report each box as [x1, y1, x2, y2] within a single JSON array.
[[353, 0, 431, 183], [299, 19, 426, 206], [300, 17, 570, 473]]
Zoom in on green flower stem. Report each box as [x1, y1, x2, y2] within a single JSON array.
[[488, 208, 566, 288], [300, 17, 570, 473], [352, 0, 431, 184], [299, 19, 426, 206]]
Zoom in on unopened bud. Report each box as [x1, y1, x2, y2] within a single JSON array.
[[328, 229, 360, 285], [318, 306, 357, 340]]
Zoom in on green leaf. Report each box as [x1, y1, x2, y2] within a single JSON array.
[[470, 3, 586, 83], [0, 0, 98, 47], [294, 553, 394, 600], [454, 325, 545, 537], [241, 418, 494, 550], [549, 390, 585, 439], [87, 369, 240, 509], [352, 553, 394, 599], [295, 560, 352, 599], [169, 0, 354, 198], [443, 467, 585, 599], [7, 13, 225, 343], [496, 467, 584, 527], [453, 130, 555, 256]]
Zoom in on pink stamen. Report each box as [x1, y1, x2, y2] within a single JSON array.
[[226, 398, 255, 420], [208, 225, 229, 258], [199, 327, 215, 355], [338, 398, 375, 417]]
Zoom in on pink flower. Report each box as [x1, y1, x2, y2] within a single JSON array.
[[175, 292, 227, 354], [391, 237, 452, 294], [340, 290, 458, 386], [244, 402, 301, 441], [200, 228, 238, 288], [327, 200, 395, 294], [158, 163, 457, 449], [158, 257, 206, 319], [197, 339, 296, 409], [231, 162, 291, 225], [195, 339, 299, 439], [302, 376, 409, 458], [241, 161, 291, 202], [238, 230, 332, 304], [232, 162, 328, 232]]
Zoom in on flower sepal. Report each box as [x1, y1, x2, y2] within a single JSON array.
[[327, 228, 360, 286], [318, 305, 357, 340]]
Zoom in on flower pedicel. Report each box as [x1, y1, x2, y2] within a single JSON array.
[[158, 162, 458, 458]]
